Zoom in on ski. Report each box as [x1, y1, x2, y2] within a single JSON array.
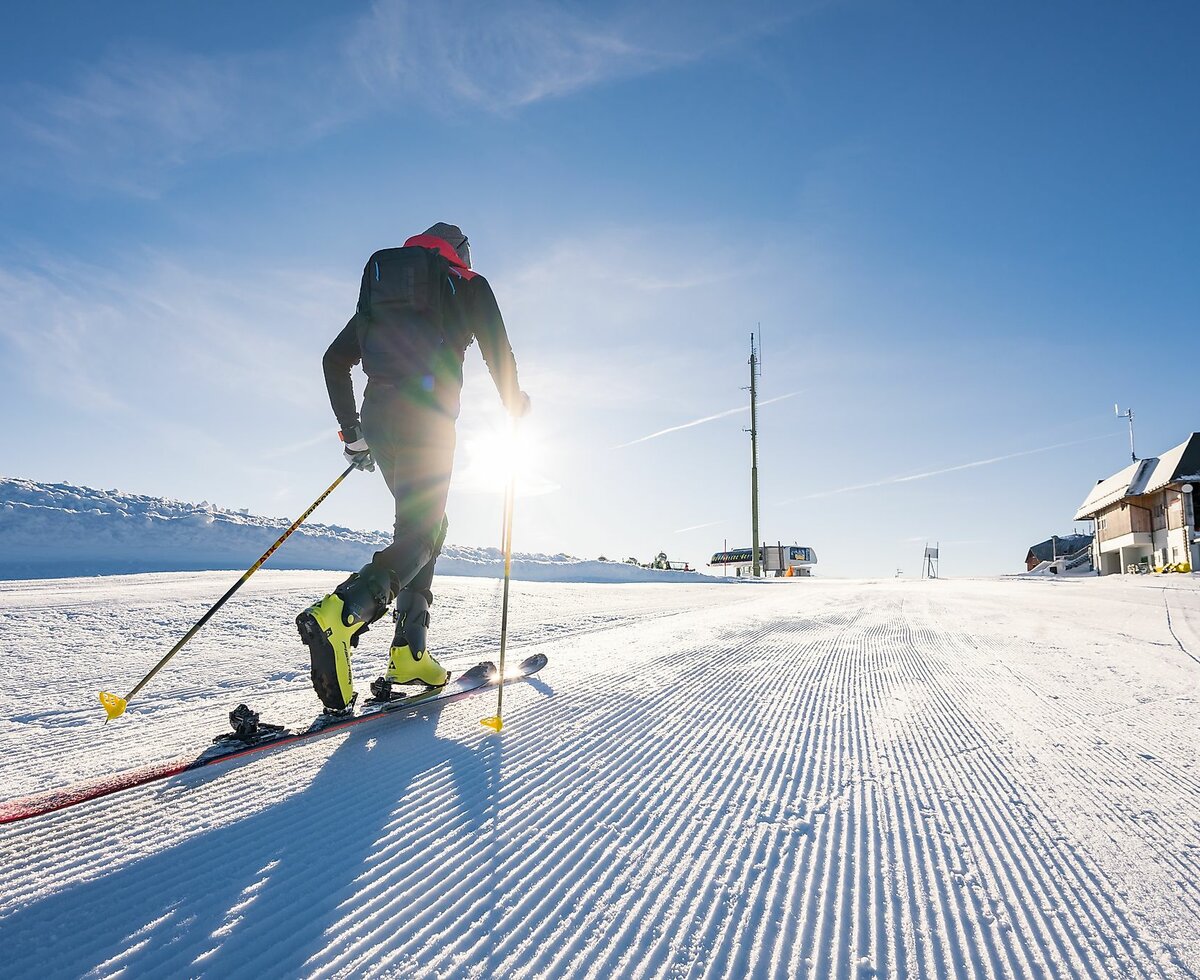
[[1, 653, 547, 826]]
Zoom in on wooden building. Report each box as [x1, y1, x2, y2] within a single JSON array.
[[1073, 433, 1200, 574]]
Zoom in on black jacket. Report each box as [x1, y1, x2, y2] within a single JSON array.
[[322, 240, 521, 430]]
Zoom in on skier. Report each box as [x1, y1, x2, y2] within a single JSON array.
[[297, 223, 529, 711]]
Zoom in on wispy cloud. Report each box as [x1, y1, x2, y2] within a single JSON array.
[[0, 267, 130, 414], [1, 45, 313, 195], [348, 2, 653, 111], [350, 0, 803, 112], [261, 430, 333, 460], [0, 252, 346, 442], [2, 0, 797, 190], [791, 433, 1120, 501], [614, 391, 802, 449]]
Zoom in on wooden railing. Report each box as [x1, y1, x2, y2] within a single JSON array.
[[1064, 546, 1093, 570]]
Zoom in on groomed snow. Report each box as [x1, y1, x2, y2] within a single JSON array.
[[1, 572, 1198, 978]]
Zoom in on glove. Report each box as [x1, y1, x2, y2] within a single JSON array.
[[340, 426, 375, 472], [509, 390, 532, 418]]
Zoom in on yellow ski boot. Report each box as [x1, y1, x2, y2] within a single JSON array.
[[383, 590, 448, 689], [384, 643, 449, 688], [296, 564, 394, 711]]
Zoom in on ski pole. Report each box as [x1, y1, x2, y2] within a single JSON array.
[[481, 426, 519, 733], [99, 463, 357, 722]]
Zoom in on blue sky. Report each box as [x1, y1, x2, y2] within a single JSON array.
[[1, 0, 1196, 577]]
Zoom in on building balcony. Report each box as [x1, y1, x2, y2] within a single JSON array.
[[1097, 532, 1152, 554]]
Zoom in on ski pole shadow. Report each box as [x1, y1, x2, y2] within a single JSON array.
[[473, 730, 508, 978], [523, 674, 554, 698], [1, 697, 498, 978]]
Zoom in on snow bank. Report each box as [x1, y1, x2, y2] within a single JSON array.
[[0, 478, 711, 583], [435, 544, 709, 583]]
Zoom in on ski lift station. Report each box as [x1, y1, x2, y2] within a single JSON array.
[[709, 545, 817, 577]]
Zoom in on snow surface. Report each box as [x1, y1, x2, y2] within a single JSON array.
[[0, 477, 706, 583], [2, 571, 1198, 978]]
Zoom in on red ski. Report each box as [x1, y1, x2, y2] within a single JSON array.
[[1, 653, 547, 826]]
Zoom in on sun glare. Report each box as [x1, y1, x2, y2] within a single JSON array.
[[458, 419, 558, 497]]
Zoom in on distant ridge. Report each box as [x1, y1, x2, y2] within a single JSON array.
[[0, 477, 711, 584]]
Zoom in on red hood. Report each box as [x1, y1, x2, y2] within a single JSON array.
[[404, 234, 477, 279]]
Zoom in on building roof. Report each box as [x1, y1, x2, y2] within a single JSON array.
[[1073, 458, 1147, 520], [1140, 435, 1200, 495], [1025, 534, 1092, 564], [1074, 432, 1200, 520]]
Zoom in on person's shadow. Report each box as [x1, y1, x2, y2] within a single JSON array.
[[2, 699, 506, 977]]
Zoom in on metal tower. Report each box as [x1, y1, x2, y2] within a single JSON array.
[[749, 332, 761, 578]]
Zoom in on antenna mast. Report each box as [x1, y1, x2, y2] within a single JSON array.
[[1115, 404, 1136, 462], [749, 330, 761, 577]]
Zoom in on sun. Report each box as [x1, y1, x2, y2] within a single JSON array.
[[457, 417, 558, 497]]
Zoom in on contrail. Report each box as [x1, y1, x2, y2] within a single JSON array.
[[674, 520, 723, 534], [794, 432, 1119, 501], [614, 391, 802, 449]]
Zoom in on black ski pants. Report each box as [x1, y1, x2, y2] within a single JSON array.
[[360, 381, 456, 601]]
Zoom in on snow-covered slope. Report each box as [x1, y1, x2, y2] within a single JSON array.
[[0, 477, 706, 583], [1, 572, 1197, 978]]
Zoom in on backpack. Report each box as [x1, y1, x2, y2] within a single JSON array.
[[354, 246, 458, 380]]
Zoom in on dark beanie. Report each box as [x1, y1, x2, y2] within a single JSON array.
[[423, 222, 465, 246], [422, 222, 470, 268]]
